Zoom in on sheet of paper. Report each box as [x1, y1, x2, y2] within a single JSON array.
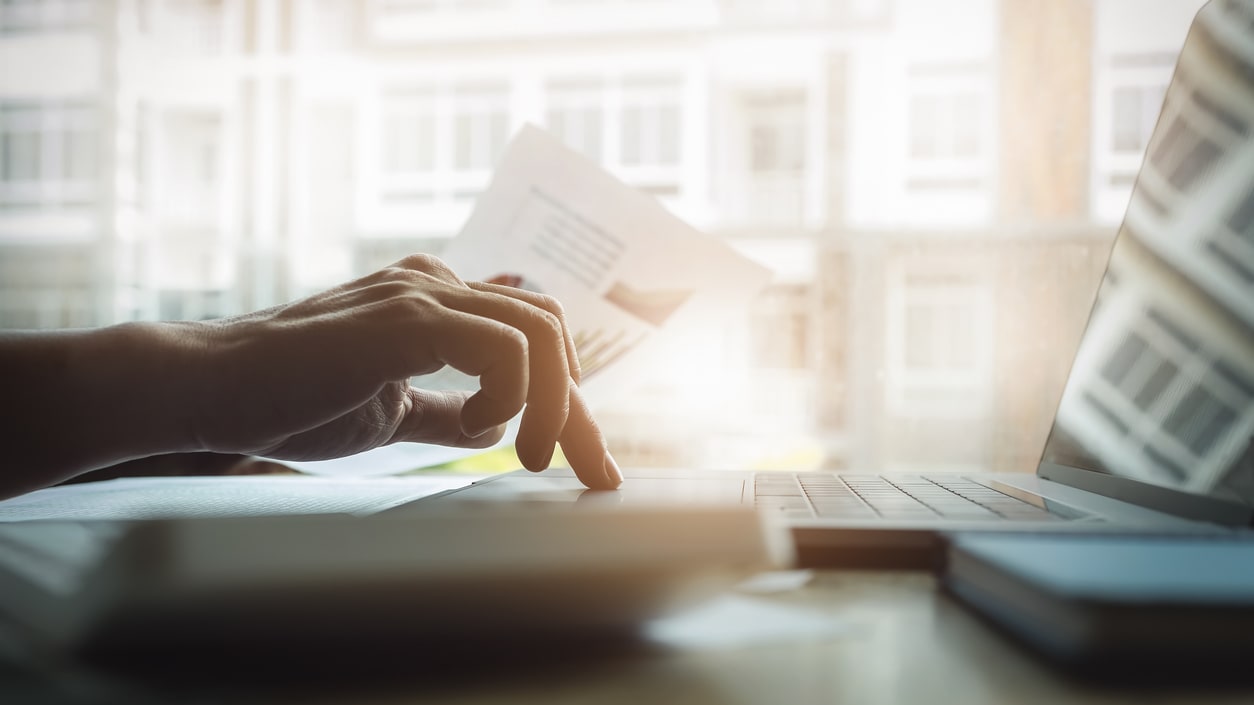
[[0, 475, 482, 522], [296, 125, 771, 477]]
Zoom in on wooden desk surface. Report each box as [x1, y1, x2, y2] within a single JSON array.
[[269, 571, 1253, 705]]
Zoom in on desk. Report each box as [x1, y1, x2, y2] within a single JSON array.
[[224, 572, 1252, 705]]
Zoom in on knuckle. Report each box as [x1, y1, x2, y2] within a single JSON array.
[[533, 308, 564, 339], [501, 327, 529, 358], [371, 266, 422, 287], [531, 293, 565, 318], [397, 253, 456, 280]]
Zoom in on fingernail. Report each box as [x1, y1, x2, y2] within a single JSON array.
[[602, 451, 622, 488]]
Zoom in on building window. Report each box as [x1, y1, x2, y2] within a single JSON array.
[[453, 84, 509, 172], [886, 269, 993, 416], [296, 0, 357, 52], [1091, 47, 1179, 222], [1111, 84, 1165, 154], [379, 83, 510, 206], [383, 89, 437, 177], [747, 92, 805, 174], [619, 77, 681, 168], [0, 0, 94, 33], [161, 112, 221, 227], [0, 101, 96, 211], [539, 74, 684, 196], [750, 284, 811, 370], [1098, 54, 1175, 190], [158, 0, 225, 54], [731, 89, 806, 226], [546, 79, 605, 162], [908, 92, 979, 161], [904, 65, 989, 192]]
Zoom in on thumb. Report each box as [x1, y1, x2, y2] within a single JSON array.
[[390, 388, 507, 449]]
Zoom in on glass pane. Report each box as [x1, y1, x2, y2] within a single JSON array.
[[952, 93, 980, 158], [620, 107, 641, 165], [65, 128, 96, 181], [909, 94, 937, 158], [658, 104, 679, 164], [1112, 86, 1143, 152], [3, 131, 40, 181]]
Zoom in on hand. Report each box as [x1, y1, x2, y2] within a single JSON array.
[[189, 255, 621, 490]]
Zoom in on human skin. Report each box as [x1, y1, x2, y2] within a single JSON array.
[[0, 254, 621, 501]]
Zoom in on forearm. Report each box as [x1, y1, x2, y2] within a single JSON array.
[[0, 322, 207, 499]]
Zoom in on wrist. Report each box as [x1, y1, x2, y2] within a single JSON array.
[[0, 320, 215, 498], [73, 320, 213, 460]]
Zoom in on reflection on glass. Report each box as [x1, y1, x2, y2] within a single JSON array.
[[1042, 1, 1254, 507]]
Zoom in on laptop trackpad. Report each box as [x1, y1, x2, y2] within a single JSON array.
[[444, 474, 748, 507]]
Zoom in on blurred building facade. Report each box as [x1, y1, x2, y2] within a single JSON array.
[[0, 0, 1209, 472]]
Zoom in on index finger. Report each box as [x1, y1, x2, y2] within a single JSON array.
[[468, 281, 582, 384], [558, 384, 621, 490]]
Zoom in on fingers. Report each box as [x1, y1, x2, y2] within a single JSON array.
[[466, 281, 582, 384], [391, 388, 507, 449], [559, 384, 622, 490], [378, 255, 616, 489], [418, 309, 529, 438], [441, 287, 572, 472]]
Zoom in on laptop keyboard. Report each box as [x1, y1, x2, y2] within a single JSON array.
[[753, 473, 1060, 522]]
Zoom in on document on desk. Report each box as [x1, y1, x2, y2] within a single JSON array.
[[0, 475, 483, 522], [293, 125, 771, 477]]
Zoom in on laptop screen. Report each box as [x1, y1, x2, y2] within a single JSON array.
[[1039, 1, 1254, 511]]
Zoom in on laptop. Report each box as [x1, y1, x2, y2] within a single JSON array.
[[412, 0, 1254, 568]]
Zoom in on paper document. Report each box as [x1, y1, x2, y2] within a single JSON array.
[[0, 475, 482, 522], [295, 126, 771, 477]]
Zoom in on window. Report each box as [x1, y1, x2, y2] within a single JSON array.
[[908, 92, 979, 162], [0, 0, 93, 33], [160, 0, 224, 54], [546, 79, 605, 162], [886, 269, 993, 416], [732, 89, 806, 226], [453, 85, 509, 171], [383, 89, 437, 176], [158, 289, 225, 322], [1091, 50, 1177, 221], [747, 91, 804, 174], [904, 65, 988, 192], [297, 0, 357, 51], [1111, 84, 1165, 154], [750, 284, 811, 370], [540, 75, 684, 195], [161, 112, 220, 226], [379, 83, 510, 206], [619, 77, 681, 168], [0, 101, 97, 211]]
